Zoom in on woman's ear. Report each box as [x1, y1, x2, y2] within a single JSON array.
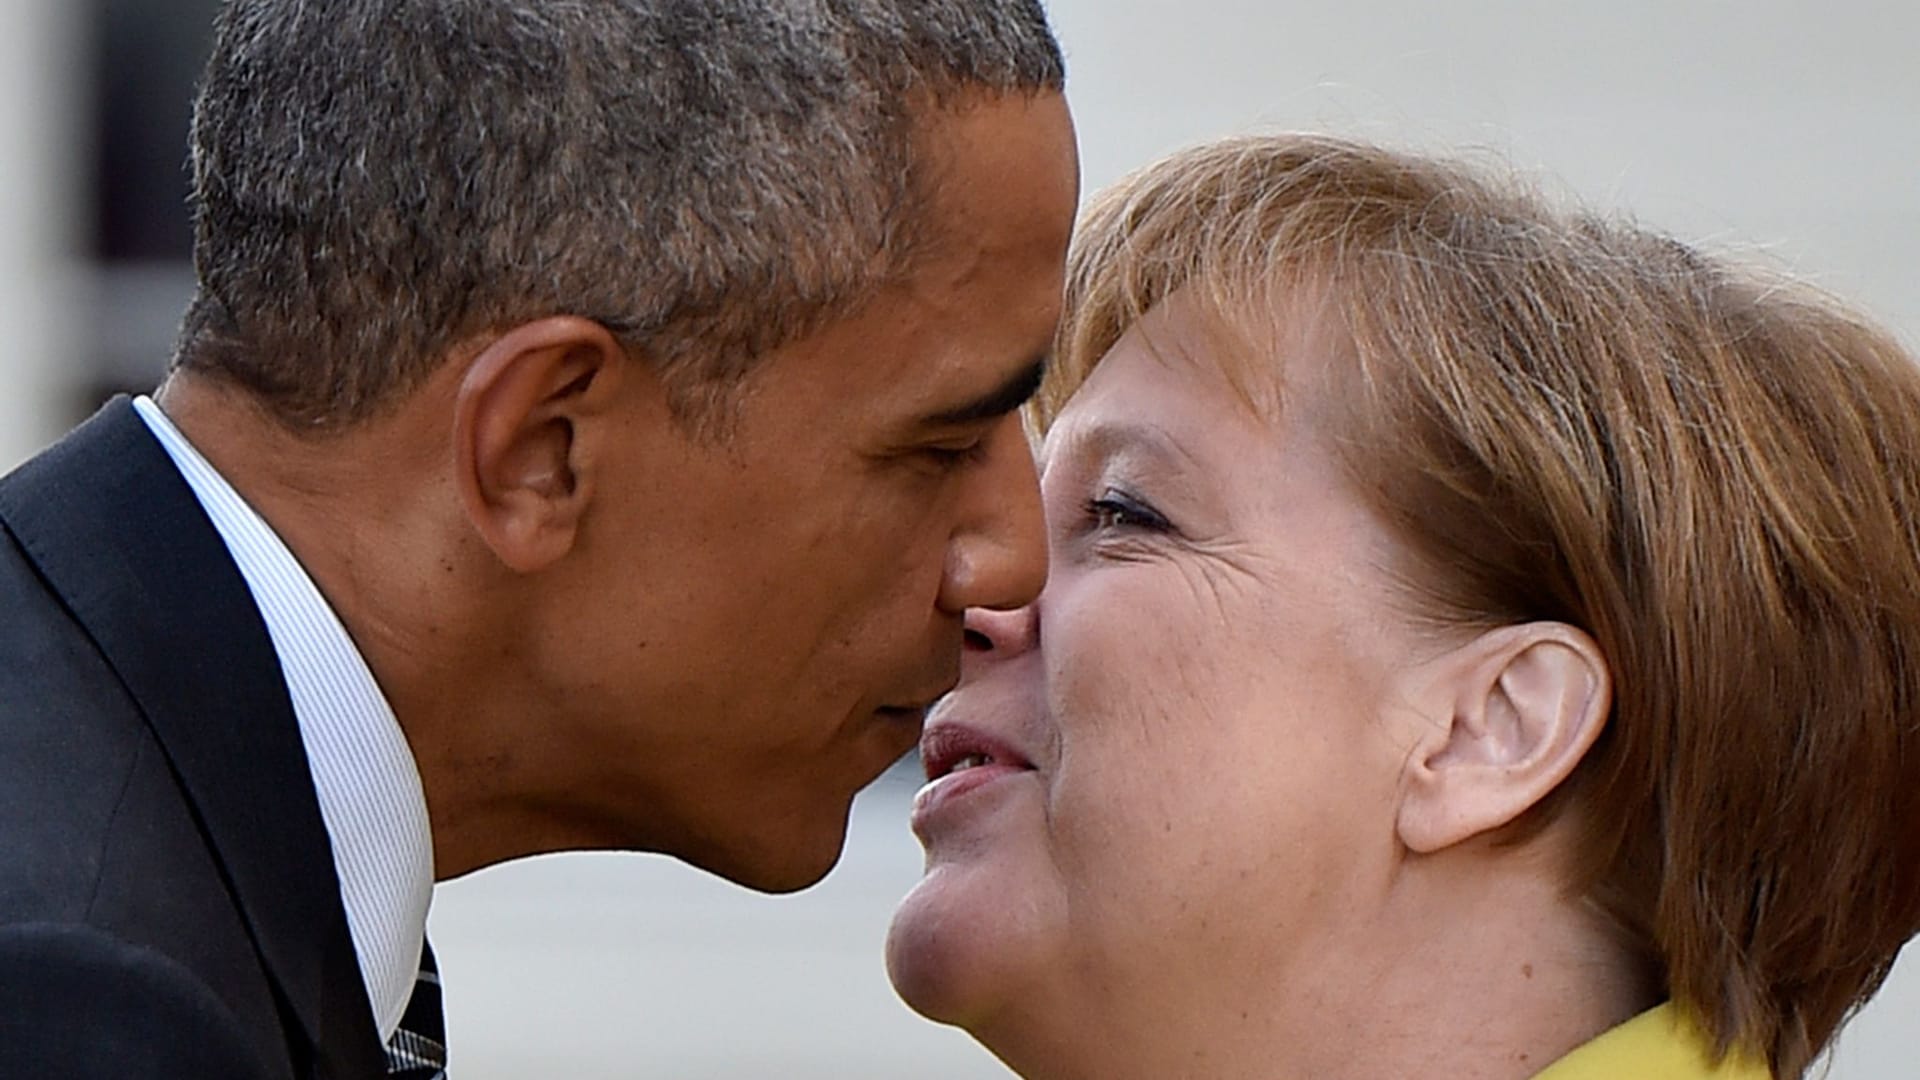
[[1396, 622, 1611, 854], [452, 316, 628, 574]]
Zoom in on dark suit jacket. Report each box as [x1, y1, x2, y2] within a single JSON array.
[[0, 401, 387, 1078]]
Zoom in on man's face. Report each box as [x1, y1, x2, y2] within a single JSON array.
[[548, 92, 1080, 891]]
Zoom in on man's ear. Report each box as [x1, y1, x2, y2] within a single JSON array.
[[452, 316, 628, 574], [1396, 623, 1611, 854]]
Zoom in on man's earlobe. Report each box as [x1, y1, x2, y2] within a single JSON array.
[[452, 316, 627, 574], [1396, 623, 1611, 854]]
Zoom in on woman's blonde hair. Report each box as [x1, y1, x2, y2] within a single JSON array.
[[1045, 134, 1920, 1078]]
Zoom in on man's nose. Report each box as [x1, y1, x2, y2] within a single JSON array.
[[937, 415, 1048, 616]]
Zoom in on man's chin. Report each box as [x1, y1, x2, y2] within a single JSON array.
[[683, 816, 852, 895]]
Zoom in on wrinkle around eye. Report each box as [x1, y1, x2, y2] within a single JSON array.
[[1075, 523, 1254, 577], [1081, 535, 1167, 565], [1164, 535, 1277, 619]]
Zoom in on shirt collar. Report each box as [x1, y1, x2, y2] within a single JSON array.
[[132, 395, 434, 1041]]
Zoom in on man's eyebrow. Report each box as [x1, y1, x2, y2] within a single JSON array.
[[921, 357, 1049, 427]]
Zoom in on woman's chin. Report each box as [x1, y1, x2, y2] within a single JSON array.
[[886, 861, 1051, 1028]]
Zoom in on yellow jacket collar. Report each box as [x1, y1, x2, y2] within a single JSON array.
[[1536, 1003, 1771, 1079]]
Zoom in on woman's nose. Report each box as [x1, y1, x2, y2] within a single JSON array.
[[963, 603, 1039, 663]]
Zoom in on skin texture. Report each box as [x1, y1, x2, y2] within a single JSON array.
[[886, 294, 1648, 1079], [157, 90, 1081, 892]]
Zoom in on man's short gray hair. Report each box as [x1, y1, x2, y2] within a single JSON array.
[[176, 0, 1066, 427]]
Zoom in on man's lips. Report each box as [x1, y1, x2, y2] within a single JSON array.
[[877, 668, 962, 726]]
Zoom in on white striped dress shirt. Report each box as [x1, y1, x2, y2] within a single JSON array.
[[133, 395, 434, 1041]]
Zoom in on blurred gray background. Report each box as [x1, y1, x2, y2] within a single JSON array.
[[3, 1, 1913, 1075]]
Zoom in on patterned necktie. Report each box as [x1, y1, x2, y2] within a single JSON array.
[[385, 941, 447, 1079]]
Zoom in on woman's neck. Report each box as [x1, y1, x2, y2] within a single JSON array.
[[990, 851, 1657, 1080]]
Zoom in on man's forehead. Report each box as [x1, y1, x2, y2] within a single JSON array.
[[909, 91, 1079, 260]]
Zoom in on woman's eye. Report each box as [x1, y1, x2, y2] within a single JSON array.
[[1086, 490, 1170, 532]]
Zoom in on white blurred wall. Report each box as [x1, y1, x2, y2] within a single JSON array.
[[0, 0, 80, 471], [1057, 0, 1920, 338]]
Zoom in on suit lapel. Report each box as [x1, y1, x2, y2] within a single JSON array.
[[0, 399, 386, 1079]]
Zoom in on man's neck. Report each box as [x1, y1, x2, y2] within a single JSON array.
[[153, 372, 587, 878]]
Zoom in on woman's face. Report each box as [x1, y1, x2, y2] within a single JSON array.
[[886, 296, 1437, 1065]]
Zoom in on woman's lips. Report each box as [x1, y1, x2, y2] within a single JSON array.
[[911, 721, 1036, 835]]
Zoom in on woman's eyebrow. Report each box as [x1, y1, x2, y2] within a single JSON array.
[[1049, 418, 1200, 480], [1086, 419, 1188, 465]]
